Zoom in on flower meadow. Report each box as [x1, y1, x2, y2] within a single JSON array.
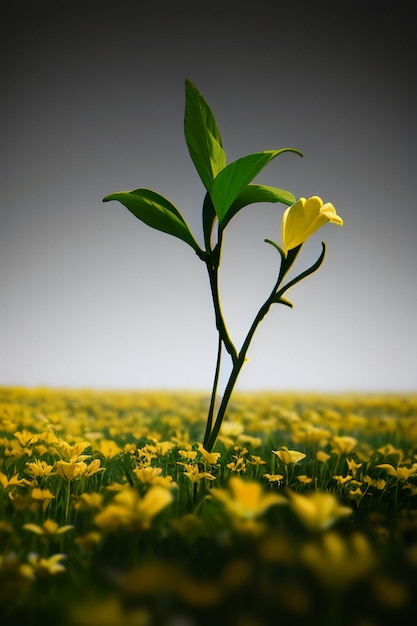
[[1, 387, 417, 626]]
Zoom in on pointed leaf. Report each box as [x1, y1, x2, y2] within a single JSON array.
[[202, 192, 217, 252], [103, 188, 201, 253], [274, 296, 293, 308], [184, 79, 226, 192], [211, 148, 303, 224], [276, 242, 327, 298], [222, 184, 297, 229]]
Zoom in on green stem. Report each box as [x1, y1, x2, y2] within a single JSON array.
[[203, 335, 222, 449], [206, 255, 237, 364], [204, 244, 303, 451], [205, 298, 271, 452]]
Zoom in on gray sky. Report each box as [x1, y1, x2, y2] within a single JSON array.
[[1, 0, 416, 392]]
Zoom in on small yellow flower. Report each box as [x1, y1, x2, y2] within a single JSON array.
[[177, 463, 216, 483], [316, 450, 331, 463], [30, 487, 55, 512], [178, 449, 197, 461], [133, 466, 176, 488], [376, 463, 417, 481], [297, 475, 313, 484], [0, 472, 32, 488], [281, 196, 343, 251], [331, 436, 358, 455], [332, 475, 353, 485], [211, 476, 286, 521], [94, 486, 172, 533], [26, 553, 67, 577], [301, 530, 375, 590], [263, 473, 284, 484], [74, 492, 104, 511], [272, 447, 306, 465], [23, 519, 74, 536], [197, 444, 221, 465], [287, 489, 352, 532], [25, 460, 55, 478]]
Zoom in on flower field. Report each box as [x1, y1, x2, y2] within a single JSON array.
[[1, 386, 416, 626]]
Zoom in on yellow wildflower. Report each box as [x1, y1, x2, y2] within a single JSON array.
[[297, 475, 313, 484], [54, 459, 105, 481], [23, 518, 74, 537], [0, 472, 32, 488], [197, 444, 221, 465], [263, 473, 284, 484], [332, 475, 353, 485], [74, 492, 104, 511], [25, 460, 55, 478], [273, 447, 306, 465], [26, 552, 67, 577], [94, 486, 172, 533], [376, 463, 417, 481], [287, 489, 352, 532], [331, 436, 358, 455], [211, 476, 286, 521], [316, 450, 331, 463], [178, 449, 197, 461], [301, 530, 375, 590], [30, 488, 55, 512], [133, 466, 176, 488], [177, 463, 216, 483], [281, 195, 343, 251]]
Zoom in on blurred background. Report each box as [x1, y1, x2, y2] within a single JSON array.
[[1, 0, 415, 392]]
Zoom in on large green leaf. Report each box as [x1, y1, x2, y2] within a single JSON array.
[[103, 188, 201, 253], [184, 79, 226, 192], [210, 148, 303, 225], [222, 184, 297, 230]]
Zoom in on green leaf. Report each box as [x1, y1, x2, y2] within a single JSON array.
[[103, 188, 202, 254], [202, 192, 217, 252], [184, 79, 226, 192], [274, 296, 294, 308], [222, 184, 296, 229], [211, 148, 303, 225]]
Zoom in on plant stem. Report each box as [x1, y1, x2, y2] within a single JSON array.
[[203, 243, 304, 451], [205, 298, 271, 452], [203, 335, 222, 449], [206, 233, 238, 364]]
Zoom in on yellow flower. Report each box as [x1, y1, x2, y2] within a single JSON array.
[[177, 463, 216, 483], [94, 486, 172, 533], [376, 463, 417, 481], [25, 460, 55, 478], [211, 476, 286, 521], [297, 475, 313, 484], [30, 488, 55, 512], [301, 530, 375, 590], [54, 459, 105, 481], [272, 447, 306, 465], [178, 449, 197, 461], [197, 444, 221, 465], [133, 466, 176, 488], [316, 450, 331, 463], [263, 473, 284, 484], [0, 472, 32, 488], [281, 196, 343, 251], [23, 518, 74, 536], [331, 435, 358, 455], [26, 553, 67, 577], [287, 489, 352, 532]]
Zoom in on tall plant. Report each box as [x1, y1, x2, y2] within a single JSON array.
[[103, 80, 343, 451]]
